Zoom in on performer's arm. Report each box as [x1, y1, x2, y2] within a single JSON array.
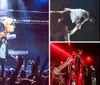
[[63, 8, 72, 12], [50, 10, 64, 14], [51, 8, 71, 14]]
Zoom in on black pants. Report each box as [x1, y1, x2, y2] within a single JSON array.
[[0, 58, 5, 78]]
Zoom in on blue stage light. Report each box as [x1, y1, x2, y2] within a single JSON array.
[[39, 0, 48, 4], [0, 0, 8, 9]]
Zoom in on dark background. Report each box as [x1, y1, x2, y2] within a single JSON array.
[[50, 0, 99, 41]]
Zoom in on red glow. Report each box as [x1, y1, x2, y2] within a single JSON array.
[[51, 44, 72, 57], [87, 56, 91, 61], [87, 57, 90, 60], [86, 56, 93, 64], [80, 73, 82, 76], [60, 61, 63, 64]]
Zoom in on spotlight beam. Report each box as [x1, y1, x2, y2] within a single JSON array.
[[18, 0, 27, 18], [0, 0, 8, 9], [51, 44, 72, 57]]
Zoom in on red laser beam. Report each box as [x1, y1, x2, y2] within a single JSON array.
[[51, 44, 72, 57]]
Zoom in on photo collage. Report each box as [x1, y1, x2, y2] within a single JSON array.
[[0, 0, 99, 85]]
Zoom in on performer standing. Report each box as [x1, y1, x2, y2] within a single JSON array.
[[0, 37, 8, 77]]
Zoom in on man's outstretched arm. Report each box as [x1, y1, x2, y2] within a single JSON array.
[[50, 7, 71, 14]]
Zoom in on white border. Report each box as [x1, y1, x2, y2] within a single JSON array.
[[49, 0, 50, 84], [50, 41, 100, 43]]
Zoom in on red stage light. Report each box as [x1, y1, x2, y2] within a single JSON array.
[[60, 61, 63, 64], [87, 56, 91, 61], [51, 44, 72, 57], [87, 57, 90, 60], [86, 56, 93, 64]]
